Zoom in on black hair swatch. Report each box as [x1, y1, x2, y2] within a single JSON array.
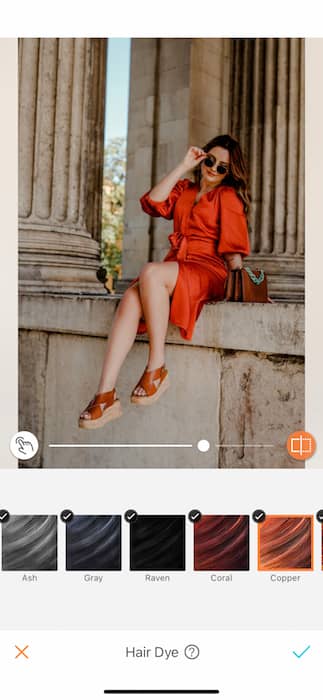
[[66, 515, 121, 571], [130, 515, 185, 571]]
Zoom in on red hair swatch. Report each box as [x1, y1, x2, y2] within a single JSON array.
[[258, 515, 313, 571], [194, 515, 249, 571]]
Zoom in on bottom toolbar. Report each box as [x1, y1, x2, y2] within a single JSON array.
[[0, 630, 320, 700]]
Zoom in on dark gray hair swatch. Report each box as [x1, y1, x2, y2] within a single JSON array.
[[66, 515, 121, 571], [130, 515, 185, 571], [2, 515, 57, 571]]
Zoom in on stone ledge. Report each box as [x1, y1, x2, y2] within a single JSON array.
[[19, 292, 304, 356]]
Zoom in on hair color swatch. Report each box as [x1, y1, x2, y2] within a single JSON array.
[[130, 515, 185, 571], [1, 515, 57, 571], [66, 515, 121, 571], [194, 515, 249, 571], [258, 515, 313, 571]]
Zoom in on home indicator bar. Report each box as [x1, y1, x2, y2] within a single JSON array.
[[104, 692, 220, 695]]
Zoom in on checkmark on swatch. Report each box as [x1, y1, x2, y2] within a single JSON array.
[[124, 510, 138, 523], [60, 510, 74, 523], [252, 509, 266, 523], [188, 510, 202, 523], [0, 510, 10, 523]]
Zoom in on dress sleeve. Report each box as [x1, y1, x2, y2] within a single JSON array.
[[140, 179, 191, 220], [217, 187, 251, 257]]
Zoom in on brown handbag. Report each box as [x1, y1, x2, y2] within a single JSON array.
[[225, 267, 269, 302]]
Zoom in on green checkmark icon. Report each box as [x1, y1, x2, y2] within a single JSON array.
[[292, 645, 310, 659]]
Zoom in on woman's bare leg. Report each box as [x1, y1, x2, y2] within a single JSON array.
[[80, 285, 143, 418], [134, 261, 179, 396], [80, 260, 179, 413]]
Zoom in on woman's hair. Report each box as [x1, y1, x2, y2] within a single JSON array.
[[194, 134, 250, 214]]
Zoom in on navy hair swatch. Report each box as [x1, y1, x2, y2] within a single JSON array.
[[66, 515, 121, 571], [130, 515, 185, 571]]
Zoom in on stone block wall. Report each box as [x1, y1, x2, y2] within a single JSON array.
[[19, 295, 304, 469]]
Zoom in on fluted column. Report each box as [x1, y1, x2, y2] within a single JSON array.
[[19, 38, 107, 293], [230, 38, 305, 300], [122, 38, 231, 281], [121, 38, 159, 280], [122, 38, 304, 300]]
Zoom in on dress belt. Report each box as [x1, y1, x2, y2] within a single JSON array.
[[168, 232, 188, 260], [168, 232, 215, 261]]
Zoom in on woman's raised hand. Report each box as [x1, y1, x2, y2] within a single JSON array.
[[181, 146, 206, 172], [148, 147, 207, 202]]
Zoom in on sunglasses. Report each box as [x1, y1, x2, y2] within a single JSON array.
[[203, 155, 230, 175]]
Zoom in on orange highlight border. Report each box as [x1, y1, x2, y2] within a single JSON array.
[[258, 514, 314, 572]]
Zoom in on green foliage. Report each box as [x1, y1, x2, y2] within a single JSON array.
[[101, 137, 126, 284]]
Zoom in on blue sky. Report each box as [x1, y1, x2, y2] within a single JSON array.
[[105, 38, 131, 143]]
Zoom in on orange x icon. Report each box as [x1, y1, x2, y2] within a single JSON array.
[[15, 644, 29, 659]]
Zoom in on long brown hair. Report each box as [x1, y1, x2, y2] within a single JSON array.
[[194, 134, 250, 214]]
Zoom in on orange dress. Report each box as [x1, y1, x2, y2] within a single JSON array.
[[137, 178, 250, 341]]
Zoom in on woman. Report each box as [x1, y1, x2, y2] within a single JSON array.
[[79, 134, 250, 429]]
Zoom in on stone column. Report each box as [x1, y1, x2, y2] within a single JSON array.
[[121, 38, 159, 280], [189, 38, 232, 146], [123, 38, 304, 300], [229, 38, 305, 300], [19, 38, 107, 293], [122, 38, 231, 281]]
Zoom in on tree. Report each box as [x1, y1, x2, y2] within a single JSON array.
[[101, 137, 126, 287]]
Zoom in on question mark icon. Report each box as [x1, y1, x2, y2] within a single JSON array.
[[184, 644, 200, 660]]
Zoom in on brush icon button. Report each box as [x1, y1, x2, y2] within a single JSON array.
[[10, 431, 39, 460]]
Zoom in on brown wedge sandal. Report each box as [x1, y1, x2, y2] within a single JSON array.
[[78, 389, 122, 430], [131, 365, 170, 406]]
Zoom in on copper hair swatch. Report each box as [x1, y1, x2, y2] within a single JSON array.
[[258, 515, 313, 571], [130, 515, 185, 571], [194, 515, 249, 571], [2, 515, 57, 571]]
